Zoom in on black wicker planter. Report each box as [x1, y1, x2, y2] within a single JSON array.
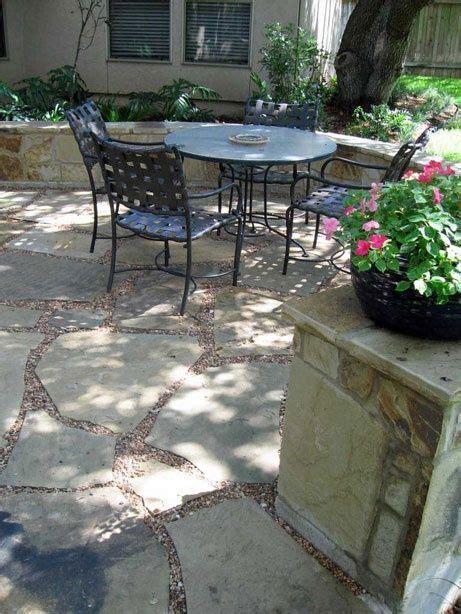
[[351, 262, 461, 340]]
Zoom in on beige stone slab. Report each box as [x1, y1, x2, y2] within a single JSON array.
[[0, 410, 115, 488], [113, 272, 203, 330], [148, 362, 289, 483], [36, 330, 202, 433], [278, 357, 388, 559], [14, 191, 110, 227], [342, 328, 461, 406], [282, 284, 374, 343], [167, 498, 371, 613], [214, 288, 293, 356], [0, 487, 170, 612], [0, 190, 38, 211], [0, 331, 43, 437], [5, 226, 107, 260], [128, 458, 215, 513], [301, 332, 339, 378], [0, 218, 29, 246], [0, 305, 43, 328], [116, 235, 237, 266]]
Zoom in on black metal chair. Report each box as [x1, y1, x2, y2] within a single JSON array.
[[92, 136, 244, 315], [218, 94, 320, 232], [282, 126, 436, 274], [66, 99, 163, 253]]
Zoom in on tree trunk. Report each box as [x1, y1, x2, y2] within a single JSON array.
[[334, 0, 434, 110]]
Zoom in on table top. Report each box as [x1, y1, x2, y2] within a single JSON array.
[[164, 124, 337, 166]]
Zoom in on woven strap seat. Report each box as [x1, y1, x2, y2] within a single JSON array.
[[295, 186, 349, 218], [221, 164, 307, 185], [117, 209, 237, 241]]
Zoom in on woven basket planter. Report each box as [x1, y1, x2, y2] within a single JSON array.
[[351, 262, 461, 340]]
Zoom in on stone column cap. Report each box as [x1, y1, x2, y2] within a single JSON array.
[[283, 285, 461, 406]]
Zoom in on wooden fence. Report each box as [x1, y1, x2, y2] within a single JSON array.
[[301, 0, 461, 78]]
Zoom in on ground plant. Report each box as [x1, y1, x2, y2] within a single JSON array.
[[326, 161, 461, 304]]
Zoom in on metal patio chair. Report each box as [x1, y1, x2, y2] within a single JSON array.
[[282, 126, 436, 274], [92, 136, 244, 315], [66, 99, 163, 253], [218, 93, 320, 233]]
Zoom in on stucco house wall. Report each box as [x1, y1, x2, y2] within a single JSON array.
[[0, 0, 301, 106]]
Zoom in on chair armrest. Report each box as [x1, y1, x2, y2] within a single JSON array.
[[108, 137, 164, 146], [189, 182, 243, 213], [320, 156, 388, 178]]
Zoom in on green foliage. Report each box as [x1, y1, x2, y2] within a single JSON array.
[[0, 65, 87, 121], [396, 75, 461, 106], [251, 22, 328, 104], [334, 162, 461, 304], [155, 79, 220, 121], [346, 104, 415, 142]]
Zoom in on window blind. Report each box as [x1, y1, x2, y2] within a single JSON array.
[[185, 1, 251, 65], [0, 1, 6, 58], [109, 0, 170, 60]]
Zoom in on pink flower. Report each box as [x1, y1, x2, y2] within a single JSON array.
[[359, 198, 367, 214], [403, 169, 416, 179], [362, 220, 380, 231], [368, 197, 378, 212], [425, 160, 454, 176], [323, 217, 340, 240], [354, 240, 371, 256], [343, 205, 355, 216], [433, 187, 442, 204], [369, 234, 388, 249], [370, 182, 381, 199], [417, 171, 433, 183]]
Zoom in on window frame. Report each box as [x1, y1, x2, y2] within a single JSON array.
[[182, 0, 253, 68], [0, 0, 9, 61], [106, 0, 173, 64]]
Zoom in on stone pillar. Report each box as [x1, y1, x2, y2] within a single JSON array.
[[276, 285, 460, 608]]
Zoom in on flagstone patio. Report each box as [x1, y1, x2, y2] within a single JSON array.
[[0, 189, 370, 613]]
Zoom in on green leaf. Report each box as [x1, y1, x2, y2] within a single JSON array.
[[375, 258, 387, 273], [395, 280, 411, 292]]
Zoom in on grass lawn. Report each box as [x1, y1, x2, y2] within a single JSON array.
[[396, 74, 461, 162], [397, 74, 461, 106]]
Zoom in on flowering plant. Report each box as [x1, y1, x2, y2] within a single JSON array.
[[326, 160, 461, 304]]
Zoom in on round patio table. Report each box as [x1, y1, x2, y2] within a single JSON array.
[[165, 124, 337, 239]]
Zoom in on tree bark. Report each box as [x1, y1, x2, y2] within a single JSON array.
[[334, 0, 434, 110]]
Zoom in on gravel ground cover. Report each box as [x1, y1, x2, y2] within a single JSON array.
[[0, 189, 368, 613]]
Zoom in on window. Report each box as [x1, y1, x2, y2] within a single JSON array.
[[109, 0, 170, 61], [185, 1, 251, 65], [0, 1, 6, 58]]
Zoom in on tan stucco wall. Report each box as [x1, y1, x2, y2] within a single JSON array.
[[1, 0, 300, 103]]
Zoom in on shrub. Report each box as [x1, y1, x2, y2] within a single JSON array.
[[346, 104, 415, 142]]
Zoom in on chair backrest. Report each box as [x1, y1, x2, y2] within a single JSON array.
[[383, 140, 424, 182], [66, 99, 108, 169], [244, 95, 319, 131], [92, 135, 189, 214]]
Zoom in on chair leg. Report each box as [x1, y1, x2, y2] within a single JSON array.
[[180, 238, 192, 316], [304, 168, 311, 225], [233, 217, 244, 286], [217, 174, 223, 237], [313, 214, 321, 249], [164, 240, 170, 266], [87, 170, 98, 254], [107, 215, 117, 292], [283, 206, 294, 276]]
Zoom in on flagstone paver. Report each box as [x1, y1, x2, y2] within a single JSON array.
[[147, 362, 289, 482], [167, 498, 371, 613], [0, 411, 115, 488], [0, 487, 170, 613], [0, 218, 30, 246], [0, 305, 43, 328], [5, 226, 108, 259], [0, 190, 39, 211], [12, 190, 110, 227], [0, 331, 43, 437], [36, 330, 202, 432], [128, 458, 215, 513], [113, 272, 204, 330], [0, 252, 119, 301], [214, 288, 293, 355], [116, 234, 238, 266], [49, 307, 108, 330]]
